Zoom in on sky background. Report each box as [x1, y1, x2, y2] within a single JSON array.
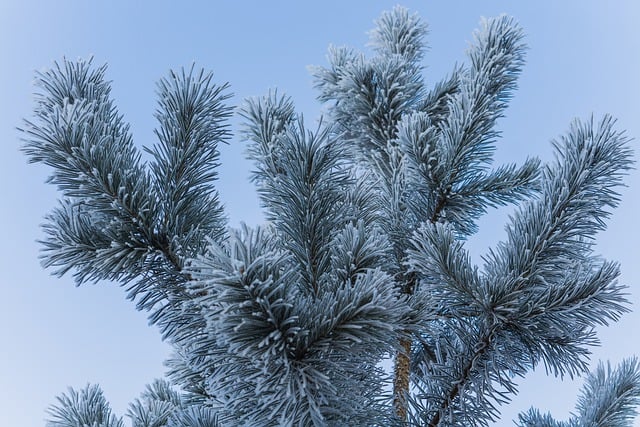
[[1, 1, 639, 426]]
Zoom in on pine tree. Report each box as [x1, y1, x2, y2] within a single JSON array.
[[22, 6, 639, 426]]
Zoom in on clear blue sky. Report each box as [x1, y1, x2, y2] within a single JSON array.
[[1, 1, 639, 425]]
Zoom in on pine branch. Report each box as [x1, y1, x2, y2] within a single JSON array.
[[407, 225, 509, 425], [575, 358, 640, 426], [186, 219, 409, 425], [442, 158, 541, 235], [20, 60, 175, 288], [242, 95, 352, 294], [485, 116, 632, 306], [21, 60, 235, 405], [21, 59, 158, 277], [407, 223, 482, 318], [407, 116, 633, 425], [148, 65, 232, 264], [420, 69, 462, 124], [426, 326, 497, 427], [369, 6, 429, 63], [127, 379, 182, 427], [517, 358, 640, 427], [168, 406, 221, 427], [311, 7, 426, 164], [46, 384, 124, 427], [516, 409, 569, 427], [20, 59, 234, 347], [422, 15, 527, 236]]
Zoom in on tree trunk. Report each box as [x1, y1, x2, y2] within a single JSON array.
[[393, 337, 412, 421]]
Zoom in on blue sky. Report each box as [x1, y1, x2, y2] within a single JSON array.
[[1, 1, 639, 425]]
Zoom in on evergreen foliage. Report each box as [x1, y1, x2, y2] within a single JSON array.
[[22, 6, 639, 426]]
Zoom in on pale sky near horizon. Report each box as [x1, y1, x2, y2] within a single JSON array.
[[1, 1, 639, 426]]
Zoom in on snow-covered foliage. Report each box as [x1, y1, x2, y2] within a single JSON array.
[[22, 6, 639, 426]]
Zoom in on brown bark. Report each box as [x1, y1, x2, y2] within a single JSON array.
[[393, 337, 412, 421], [393, 192, 447, 420]]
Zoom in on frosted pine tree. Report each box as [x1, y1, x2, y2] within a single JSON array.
[[22, 7, 640, 426]]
